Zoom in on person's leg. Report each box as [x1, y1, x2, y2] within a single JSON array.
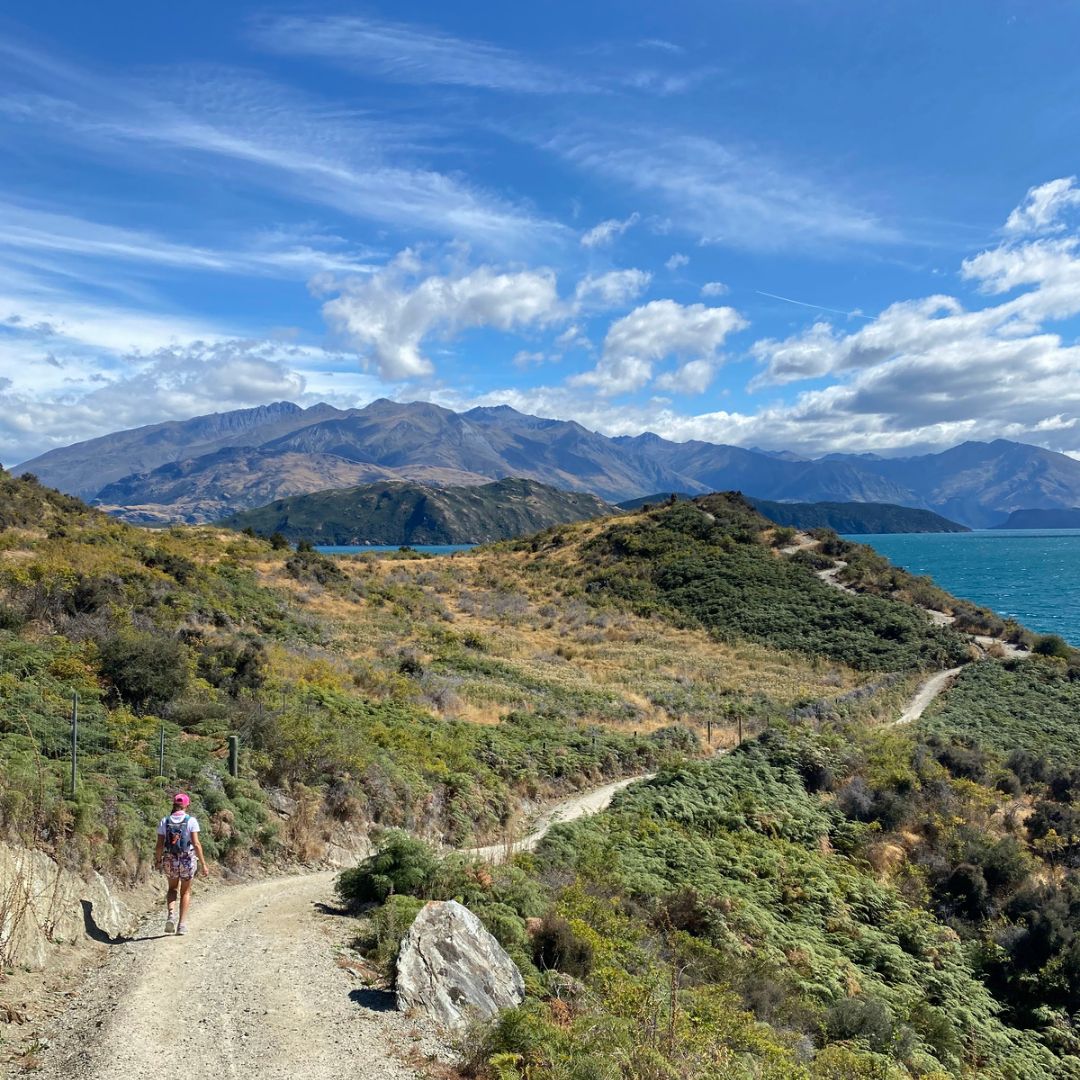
[[178, 877, 193, 927], [165, 876, 179, 931]]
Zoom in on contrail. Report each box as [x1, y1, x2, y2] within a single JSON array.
[[755, 290, 875, 320]]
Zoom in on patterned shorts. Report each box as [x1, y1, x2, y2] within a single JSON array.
[[161, 851, 197, 880]]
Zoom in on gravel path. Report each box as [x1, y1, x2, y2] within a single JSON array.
[[893, 667, 964, 727], [465, 775, 651, 863], [31, 776, 655, 1080], [31, 872, 443, 1080]]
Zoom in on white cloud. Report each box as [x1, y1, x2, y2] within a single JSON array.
[[574, 269, 651, 309], [512, 350, 548, 369], [572, 299, 746, 396], [251, 14, 585, 94], [554, 129, 898, 252], [580, 212, 640, 248], [738, 180, 1080, 453], [321, 252, 563, 379], [701, 281, 729, 297], [655, 358, 715, 394], [0, 200, 378, 280], [665, 253, 689, 271], [1004, 177, 1080, 237], [0, 340, 314, 465], [0, 46, 557, 252]]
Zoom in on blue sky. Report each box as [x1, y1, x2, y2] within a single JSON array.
[[3, 0, 1080, 464]]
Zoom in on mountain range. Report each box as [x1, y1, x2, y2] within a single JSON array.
[[15, 398, 1080, 527]]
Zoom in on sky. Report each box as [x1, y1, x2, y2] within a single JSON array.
[[4, 0, 1080, 465]]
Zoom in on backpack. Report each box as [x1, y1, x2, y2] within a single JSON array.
[[164, 814, 192, 858]]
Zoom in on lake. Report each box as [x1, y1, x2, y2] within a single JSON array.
[[850, 529, 1080, 645], [315, 543, 476, 555]]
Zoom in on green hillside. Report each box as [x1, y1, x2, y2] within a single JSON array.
[[750, 497, 969, 534], [10, 470, 1080, 1076], [219, 477, 615, 544]]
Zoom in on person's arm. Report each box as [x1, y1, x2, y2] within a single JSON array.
[[192, 831, 209, 877]]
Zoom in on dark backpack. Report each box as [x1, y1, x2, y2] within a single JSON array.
[[164, 814, 192, 857]]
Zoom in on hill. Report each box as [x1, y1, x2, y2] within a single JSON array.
[[219, 478, 616, 544], [749, 497, 969, 533], [616, 491, 694, 510], [994, 507, 1080, 528], [16, 399, 1080, 526], [9, 469, 1080, 1075]]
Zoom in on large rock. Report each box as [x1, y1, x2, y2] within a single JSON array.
[[396, 900, 525, 1031], [0, 842, 134, 970]]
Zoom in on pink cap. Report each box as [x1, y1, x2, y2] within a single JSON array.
[[172, 792, 190, 807]]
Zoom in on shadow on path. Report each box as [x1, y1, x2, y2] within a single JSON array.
[[349, 988, 397, 1013]]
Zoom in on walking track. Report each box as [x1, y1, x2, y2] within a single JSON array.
[[32, 665, 965, 1080]]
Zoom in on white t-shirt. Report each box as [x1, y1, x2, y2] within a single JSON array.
[[157, 811, 201, 838]]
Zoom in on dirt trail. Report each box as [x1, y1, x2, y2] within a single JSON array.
[[32, 871, 442, 1080], [893, 667, 964, 727], [465, 775, 650, 863], [32, 776, 654, 1080]]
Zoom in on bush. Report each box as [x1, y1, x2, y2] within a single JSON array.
[[531, 911, 594, 979], [336, 831, 439, 905], [356, 893, 425, 973], [98, 631, 189, 712], [1034, 634, 1072, 660]]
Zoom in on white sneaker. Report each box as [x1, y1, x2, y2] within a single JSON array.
[[164, 916, 177, 935], [176, 923, 188, 936]]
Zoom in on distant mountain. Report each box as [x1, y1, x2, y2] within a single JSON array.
[[219, 478, 615, 545], [16, 399, 1080, 527], [749, 499, 969, 534], [14, 401, 353, 500], [994, 507, 1080, 529], [94, 447, 487, 525], [822, 440, 1080, 527]]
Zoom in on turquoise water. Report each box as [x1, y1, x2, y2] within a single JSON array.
[[315, 543, 476, 555], [850, 529, 1080, 645]]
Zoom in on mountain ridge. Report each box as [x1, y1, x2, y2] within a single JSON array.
[[15, 398, 1080, 527]]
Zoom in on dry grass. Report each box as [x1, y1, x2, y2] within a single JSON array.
[[253, 544, 870, 745]]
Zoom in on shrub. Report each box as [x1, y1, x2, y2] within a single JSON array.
[[531, 911, 594, 979], [98, 631, 189, 712], [336, 831, 439, 905], [1034, 634, 1072, 659]]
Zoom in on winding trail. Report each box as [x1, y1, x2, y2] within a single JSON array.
[[893, 667, 964, 727], [465, 775, 649, 863], [33, 775, 653, 1080], [33, 656, 971, 1080]]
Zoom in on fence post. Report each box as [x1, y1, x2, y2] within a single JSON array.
[[70, 692, 78, 796], [737, 715, 743, 746], [228, 735, 239, 778], [158, 725, 166, 778], [707, 719, 712, 745]]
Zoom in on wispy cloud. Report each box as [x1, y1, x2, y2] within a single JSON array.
[[580, 212, 640, 248], [0, 201, 379, 280], [251, 13, 589, 94], [0, 46, 559, 252], [551, 128, 900, 253]]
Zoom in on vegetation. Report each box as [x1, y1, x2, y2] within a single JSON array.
[[345, 665, 1080, 1078], [749, 498, 969, 534], [219, 477, 614, 545], [564, 496, 969, 670]]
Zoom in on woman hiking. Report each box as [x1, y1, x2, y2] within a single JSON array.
[[154, 792, 209, 935]]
